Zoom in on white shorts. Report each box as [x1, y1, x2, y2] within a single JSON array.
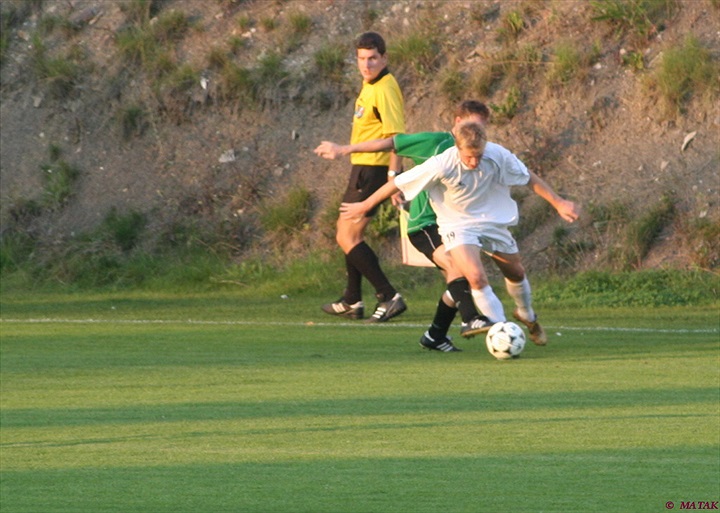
[[441, 223, 519, 254]]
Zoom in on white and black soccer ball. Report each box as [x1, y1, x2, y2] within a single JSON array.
[[485, 321, 526, 360]]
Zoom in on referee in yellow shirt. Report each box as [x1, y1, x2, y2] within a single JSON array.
[[322, 32, 407, 323]]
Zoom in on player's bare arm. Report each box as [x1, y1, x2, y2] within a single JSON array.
[[388, 144, 403, 173], [340, 179, 400, 221], [527, 171, 580, 223], [314, 137, 395, 160]]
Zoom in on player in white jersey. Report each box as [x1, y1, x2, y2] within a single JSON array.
[[340, 122, 580, 345], [398, 139, 530, 244]]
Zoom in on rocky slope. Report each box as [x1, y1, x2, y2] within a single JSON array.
[[1, 0, 718, 274]]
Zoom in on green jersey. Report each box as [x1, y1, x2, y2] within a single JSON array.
[[392, 132, 455, 233]]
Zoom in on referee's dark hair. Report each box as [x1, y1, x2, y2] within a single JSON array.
[[455, 100, 490, 121], [356, 32, 386, 55]]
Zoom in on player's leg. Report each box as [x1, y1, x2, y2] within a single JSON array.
[[489, 251, 533, 319], [326, 212, 405, 321], [491, 250, 547, 345], [322, 213, 371, 319], [323, 166, 373, 319], [429, 240, 492, 337], [411, 225, 491, 332], [342, 165, 405, 322], [483, 225, 547, 345], [446, 239, 506, 323], [407, 226, 460, 351]]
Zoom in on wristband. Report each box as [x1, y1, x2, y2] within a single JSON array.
[[388, 170, 399, 178]]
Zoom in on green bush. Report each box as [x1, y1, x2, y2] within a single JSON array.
[[367, 202, 399, 239], [116, 9, 192, 74], [162, 63, 199, 93], [260, 16, 276, 32], [538, 269, 718, 307], [115, 25, 159, 66], [497, 10, 525, 42], [152, 10, 191, 44], [683, 217, 720, 269], [439, 67, 466, 103], [118, 104, 147, 140], [41, 159, 81, 209], [288, 11, 312, 35], [260, 187, 313, 235], [103, 209, 148, 252], [389, 30, 439, 80], [651, 36, 718, 117], [0, 231, 37, 273], [30, 34, 86, 99], [219, 62, 255, 102], [620, 194, 676, 269], [490, 85, 521, 122], [314, 44, 346, 83], [547, 41, 583, 85], [256, 51, 287, 84], [590, 0, 678, 42]]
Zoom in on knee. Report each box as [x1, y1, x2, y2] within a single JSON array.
[[504, 272, 525, 283], [503, 266, 526, 283], [336, 227, 361, 253], [465, 272, 489, 290]]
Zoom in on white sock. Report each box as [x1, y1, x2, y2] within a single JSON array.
[[471, 285, 506, 323], [505, 277, 535, 321]]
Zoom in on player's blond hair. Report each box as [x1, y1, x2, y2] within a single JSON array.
[[455, 122, 486, 151]]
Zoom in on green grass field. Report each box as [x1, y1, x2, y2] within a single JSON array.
[[1, 290, 718, 513]]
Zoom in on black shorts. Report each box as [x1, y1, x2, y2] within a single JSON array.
[[408, 224, 443, 268], [342, 165, 388, 217]]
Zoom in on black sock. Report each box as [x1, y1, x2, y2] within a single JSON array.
[[344, 254, 362, 304], [346, 242, 395, 301], [447, 278, 480, 323], [428, 297, 458, 340]]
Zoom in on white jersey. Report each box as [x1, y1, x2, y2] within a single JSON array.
[[394, 142, 530, 232]]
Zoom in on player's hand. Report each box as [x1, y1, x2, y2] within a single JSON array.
[[390, 191, 406, 209], [314, 141, 343, 160], [557, 199, 580, 223], [339, 201, 367, 222]]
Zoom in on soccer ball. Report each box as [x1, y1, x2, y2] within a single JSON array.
[[485, 322, 526, 360]]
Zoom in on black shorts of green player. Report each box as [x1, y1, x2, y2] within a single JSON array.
[[408, 223, 443, 265]]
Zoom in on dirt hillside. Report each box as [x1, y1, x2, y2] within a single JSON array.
[[1, 0, 718, 275]]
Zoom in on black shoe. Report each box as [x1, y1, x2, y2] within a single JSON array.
[[419, 331, 462, 352], [460, 316, 493, 338], [365, 293, 407, 323], [321, 298, 364, 320]]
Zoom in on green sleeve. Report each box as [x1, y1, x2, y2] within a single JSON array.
[[394, 132, 455, 166], [394, 132, 455, 233]]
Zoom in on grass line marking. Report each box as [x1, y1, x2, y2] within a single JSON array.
[[0, 318, 717, 334]]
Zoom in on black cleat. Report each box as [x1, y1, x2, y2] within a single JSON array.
[[419, 331, 462, 352], [365, 293, 407, 323], [321, 298, 364, 320], [460, 316, 493, 338]]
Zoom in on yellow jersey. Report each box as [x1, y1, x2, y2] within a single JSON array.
[[350, 69, 405, 166]]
